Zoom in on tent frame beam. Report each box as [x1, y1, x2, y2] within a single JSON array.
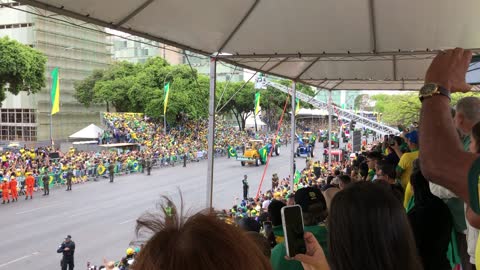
[[265, 57, 290, 72], [295, 57, 320, 80], [218, 49, 480, 59], [114, 0, 155, 27], [368, 0, 378, 53], [217, 0, 259, 53]]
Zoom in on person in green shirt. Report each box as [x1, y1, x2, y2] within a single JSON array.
[[270, 187, 328, 270]]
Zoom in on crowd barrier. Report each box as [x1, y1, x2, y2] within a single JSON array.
[[26, 149, 234, 191]]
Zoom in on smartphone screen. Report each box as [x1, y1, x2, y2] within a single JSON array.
[[281, 205, 306, 257], [263, 221, 273, 233], [467, 54, 480, 85]]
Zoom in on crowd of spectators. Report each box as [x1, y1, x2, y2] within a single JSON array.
[[0, 113, 270, 204], [97, 50, 480, 270]]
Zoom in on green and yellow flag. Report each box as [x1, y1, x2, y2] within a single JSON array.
[[228, 146, 237, 158], [295, 98, 300, 115], [164, 82, 170, 115], [51, 67, 60, 115], [258, 145, 268, 164], [254, 92, 261, 114], [294, 170, 302, 184]]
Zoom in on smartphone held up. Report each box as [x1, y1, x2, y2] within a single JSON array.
[[281, 205, 306, 258]]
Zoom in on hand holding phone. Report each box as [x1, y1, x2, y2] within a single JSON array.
[[293, 232, 329, 270], [281, 205, 306, 257]]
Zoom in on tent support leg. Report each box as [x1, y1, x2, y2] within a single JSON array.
[[206, 57, 216, 209], [290, 81, 296, 192], [328, 90, 332, 170]]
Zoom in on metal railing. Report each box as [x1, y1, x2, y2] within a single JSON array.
[[264, 81, 400, 135]]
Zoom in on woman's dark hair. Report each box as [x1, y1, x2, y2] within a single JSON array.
[[326, 176, 334, 185], [359, 161, 369, 178], [246, 232, 271, 258], [410, 159, 435, 206], [471, 121, 480, 153], [267, 200, 286, 227], [133, 196, 272, 270], [328, 182, 422, 270]]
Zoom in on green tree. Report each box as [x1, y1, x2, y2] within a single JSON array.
[[372, 92, 480, 126], [219, 81, 256, 130], [75, 57, 209, 123], [73, 69, 104, 108], [0, 37, 46, 106]]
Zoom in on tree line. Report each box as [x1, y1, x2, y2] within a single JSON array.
[[74, 57, 314, 130]]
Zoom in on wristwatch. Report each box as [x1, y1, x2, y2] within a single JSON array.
[[419, 83, 451, 102]]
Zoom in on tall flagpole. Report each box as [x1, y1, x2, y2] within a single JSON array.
[[50, 70, 54, 146], [50, 99, 53, 146]]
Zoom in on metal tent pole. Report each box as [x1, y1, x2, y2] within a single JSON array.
[[328, 90, 332, 170], [206, 57, 217, 209], [290, 81, 296, 192]]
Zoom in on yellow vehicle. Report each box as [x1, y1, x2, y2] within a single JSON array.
[[237, 140, 265, 167]]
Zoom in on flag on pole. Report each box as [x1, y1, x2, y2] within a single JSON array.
[[294, 170, 302, 184], [50, 67, 60, 115], [164, 83, 170, 115], [227, 146, 237, 158], [295, 98, 300, 115], [254, 92, 261, 114], [258, 145, 268, 164]]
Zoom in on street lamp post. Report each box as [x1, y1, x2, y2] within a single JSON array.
[[163, 71, 175, 134]]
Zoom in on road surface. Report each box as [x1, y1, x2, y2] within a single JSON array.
[[0, 144, 321, 269]]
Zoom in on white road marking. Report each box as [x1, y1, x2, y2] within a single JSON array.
[[69, 208, 99, 218], [0, 252, 39, 268], [119, 218, 137, 225], [16, 203, 62, 215]]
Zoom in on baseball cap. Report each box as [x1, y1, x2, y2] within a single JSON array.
[[65, 235, 72, 240], [405, 130, 418, 145], [294, 187, 326, 213]]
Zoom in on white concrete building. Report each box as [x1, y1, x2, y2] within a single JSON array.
[[0, 2, 111, 142]]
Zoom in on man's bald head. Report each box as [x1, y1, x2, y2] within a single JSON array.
[[455, 96, 480, 134]]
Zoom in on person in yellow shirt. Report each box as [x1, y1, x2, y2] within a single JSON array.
[[396, 130, 419, 208]]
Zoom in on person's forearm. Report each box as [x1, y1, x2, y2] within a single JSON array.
[[466, 206, 480, 229], [420, 95, 475, 203], [393, 148, 402, 159]]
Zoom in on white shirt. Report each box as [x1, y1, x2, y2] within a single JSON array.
[[262, 199, 271, 210]]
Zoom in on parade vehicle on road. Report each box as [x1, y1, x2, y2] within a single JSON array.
[[296, 132, 314, 158], [237, 140, 266, 167], [265, 138, 280, 157]]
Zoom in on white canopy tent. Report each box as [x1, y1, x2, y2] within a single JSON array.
[[13, 0, 480, 89], [14, 0, 480, 207], [293, 108, 329, 117], [69, 124, 103, 140], [245, 114, 267, 129]]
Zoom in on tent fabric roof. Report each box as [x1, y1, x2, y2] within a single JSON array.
[[69, 124, 103, 140], [16, 0, 480, 90], [292, 108, 329, 116]]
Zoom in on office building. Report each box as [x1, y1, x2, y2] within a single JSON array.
[[0, 3, 111, 142]]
